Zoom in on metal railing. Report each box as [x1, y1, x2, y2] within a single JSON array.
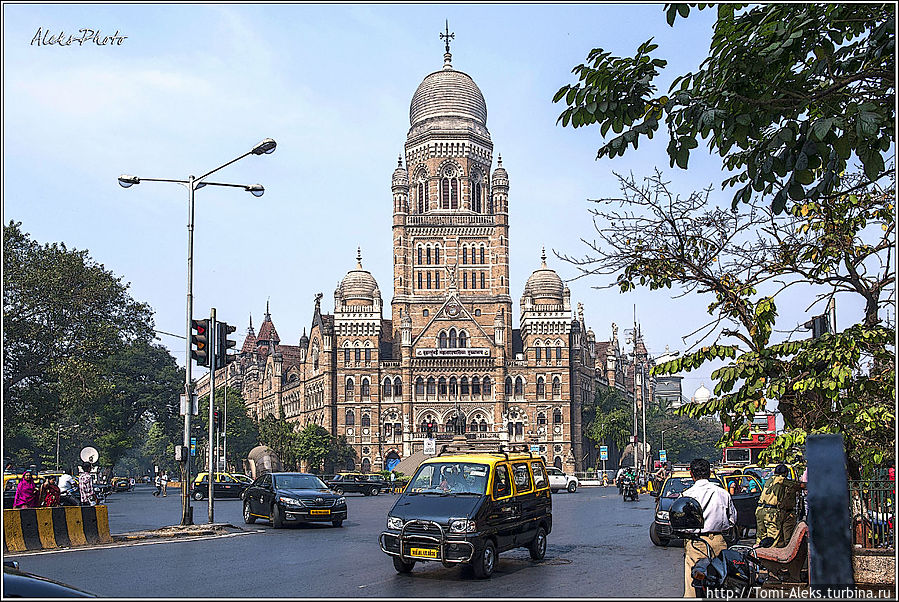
[[849, 480, 894, 549]]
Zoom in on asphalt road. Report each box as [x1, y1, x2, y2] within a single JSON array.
[[8, 484, 686, 597]]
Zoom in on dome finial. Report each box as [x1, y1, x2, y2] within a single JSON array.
[[541, 246, 547, 268], [356, 246, 363, 269], [397, 154, 403, 168], [497, 154, 503, 167], [440, 20, 454, 69]]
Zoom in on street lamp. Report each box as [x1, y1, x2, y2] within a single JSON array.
[[118, 138, 276, 525]]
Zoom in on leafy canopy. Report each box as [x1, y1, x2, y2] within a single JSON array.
[[554, 4, 894, 213]]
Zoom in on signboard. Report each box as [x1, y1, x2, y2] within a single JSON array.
[[599, 446, 609, 461], [190, 437, 197, 457], [530, 445, 540, 452], [423, 438, 436, 455], [180, 393, 198, 416], [415, 348, 490, 358], [659, 449, 667, 463]]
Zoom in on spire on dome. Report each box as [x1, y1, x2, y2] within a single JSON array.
[[541, 247, 547, 268], [497, 154, 502, 167], [356, 247, 363, 269], [440, 20, 454, 69], [397, 154, 403, 168]]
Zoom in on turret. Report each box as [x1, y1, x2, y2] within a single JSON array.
[[392, 155, 409, 216]]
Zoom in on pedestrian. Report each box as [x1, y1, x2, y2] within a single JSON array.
[[681, 458, 737, 598], [161, 471, 169, 497], [755, 463, 802, 548], [78, 463, 98, 506], [39, 475, 61, 507], [390, 470, 397, 494], [129, 477, 135, 490], [13, 470, 39, 508], [153, 473, 162, 497]]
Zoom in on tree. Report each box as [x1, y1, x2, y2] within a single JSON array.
[[195, 387, 259, 471], [560, 170, 894, 477], [553, 4, 894, 213], [296, 424, 333, 474], [325, 435, 356, 474], [583, 386, 633, 455], [258, 415, 300, 470]]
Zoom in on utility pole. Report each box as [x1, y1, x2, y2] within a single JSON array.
[[208, 308, 217, 524]]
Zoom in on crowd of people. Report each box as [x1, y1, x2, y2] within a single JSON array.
[[11, 462, 102, 508]]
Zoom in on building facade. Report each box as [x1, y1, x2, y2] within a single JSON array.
[[198, 42, 656, 473]]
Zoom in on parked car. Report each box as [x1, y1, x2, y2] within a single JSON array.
[[326, 472, 389, 496], [241, 472, 347, 528], [3, 562, 95, 597], [545, 466, 579, 493], [649, 471, 763, 547], [379, 446, 552, 578], [191, 472, 251, 501], [111, 477, 133, 492]]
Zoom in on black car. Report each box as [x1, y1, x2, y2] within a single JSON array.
[[326, 473, 389, 496], [191, 473, 250, 501], [241, 472, 347, 528], [3, 562, 95, 597]]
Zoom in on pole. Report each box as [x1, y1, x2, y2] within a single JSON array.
[[222, 378, 227, 473], [182, 175, 196, 526], [208, 308, 217, 523], [641, 364, 647, 470], [56, 424, 61, 472]]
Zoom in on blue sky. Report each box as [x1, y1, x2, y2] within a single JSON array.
[[4, 4, 867, 409]]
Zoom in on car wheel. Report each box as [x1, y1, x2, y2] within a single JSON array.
[[334, 487, 344, 496], [193, 491, 204, 501], [371, 487, 379, 496], [393, 556, 415, 574], [649, 522, 669, 547], [567, 481, 577, 493], [332, 519, 344, 527], [271, 504, 284, 529], [243, 502, 256, 524], [528, 527, 547, 561], [471, 539, 497, 579], [363, 488, 371, 496]]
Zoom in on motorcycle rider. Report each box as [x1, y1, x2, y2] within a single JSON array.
[[681, 458, 737, 598]]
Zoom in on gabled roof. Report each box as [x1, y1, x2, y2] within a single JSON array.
[[241, 330, 257, 354], [410, 293, 493, 348]]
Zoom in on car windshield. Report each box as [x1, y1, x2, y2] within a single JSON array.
[[662, 476, 725, 498], [407, 462, 489, 495], [273, 474, 327, 490]]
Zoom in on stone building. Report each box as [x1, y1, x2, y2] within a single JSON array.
[[197, 39, 656, 474]]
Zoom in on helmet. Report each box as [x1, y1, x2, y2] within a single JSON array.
[[669, 496, 704, 531]]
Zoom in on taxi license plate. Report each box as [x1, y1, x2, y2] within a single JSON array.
[[310, 509, 330, 516], [408, 547, 438, 559]]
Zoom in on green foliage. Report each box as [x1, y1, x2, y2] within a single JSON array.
[[583, 386, 633, 451], [295, 423, 336, 474], [257, 415, 300, 469], [554, 4, 894, 213], [196, 386, 259, 469]]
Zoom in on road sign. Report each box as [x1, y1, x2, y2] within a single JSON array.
[[424, 438, 436, 455], [530, 445, 540, 452], [599, 446, 609, 461], [659, 449, 667, 463], [190, 437, 197, 457]]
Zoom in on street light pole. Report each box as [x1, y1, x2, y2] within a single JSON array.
[[118, 138, 276, 526]]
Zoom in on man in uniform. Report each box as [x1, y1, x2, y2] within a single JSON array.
[[681, 458, 736, 597], [755, 463, 802, 547]]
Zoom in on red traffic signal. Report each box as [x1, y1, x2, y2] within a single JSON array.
[[191, 319, 210, 367]]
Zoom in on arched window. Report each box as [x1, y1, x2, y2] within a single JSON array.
[[488, 194, 494, 215], [435, 271, 440, 289], [449, 328, 457, 348], [554, 456, 563, 470], [556, 344, 563, 361], [535, 344, 542, 361], [361, 379, 370, 399], [461, 376, 469, 396], [346, 409, 355, 426], [483, 376, 492, 395], [515, 423, 524, 436], [439, 331, 448, 348], [472, 376, 481, 396], [473, 181, 482, 213], [553, 377, 561, 398], [426, 247, 432, 265], [427, 272, 432, 289], [364, 347, 371, 362], [536, 377, 545, 398], [505, 377, 513, 396], [355, 348, 361, 362], [427, 377, 436, 397], [434, 246, 440, 264], [462, 246, 468, 265], [451, 178, 458, 209], [361, 458, 371, 473], [417, 182, 426, 214], [345, 379, 355, 400], [415, 377, 425, 398], [480, 247, 486, 264], [463, 272, 468, 289], [361, 413, 371, 428], [417, 272, 422, 290], [417, 247, 423, 265], [459, 331, 467, 348], [537, 412, 547, 425], [383, 378, 392, 398], [553, 408, 563, 424], [480, 272, 485, 289], [438, 377, 447, 397], [394, 377, 403, 398], [514, 376, 524, 397], [344, 348, 351, 364], [449, 376, 457, 397]]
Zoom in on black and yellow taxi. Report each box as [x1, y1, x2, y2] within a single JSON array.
[[379, 445, 552, 578], [325, 472, 390, 496], [191, 472, 251, 501]]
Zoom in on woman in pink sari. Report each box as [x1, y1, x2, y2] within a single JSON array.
[[13, 470, 38, 508]]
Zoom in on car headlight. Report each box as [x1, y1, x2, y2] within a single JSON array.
[[278, 496, 302, 507], [387, 516, 404, 530], [335, 497, 346, 506], [449, 519, 477, 534], [656, 511, 669, 521]]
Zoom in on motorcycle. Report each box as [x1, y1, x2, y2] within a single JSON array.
[[621, 477, 639, 502]]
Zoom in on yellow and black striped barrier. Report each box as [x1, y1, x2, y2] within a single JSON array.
[[3, 505, 113, 552]]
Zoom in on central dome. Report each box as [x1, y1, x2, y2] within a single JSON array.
[[410, 66, 487, 128]]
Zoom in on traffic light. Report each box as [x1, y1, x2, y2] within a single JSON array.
[[215, 322, 237, 369], [213, 410, 222, 431], [426, 421, 434, 438], [191, 319, 210, 366]]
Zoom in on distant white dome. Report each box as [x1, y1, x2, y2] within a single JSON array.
[[692, 384, 711, 404]]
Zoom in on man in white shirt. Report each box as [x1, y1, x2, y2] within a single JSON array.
[[681, 458, 736, 597]]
